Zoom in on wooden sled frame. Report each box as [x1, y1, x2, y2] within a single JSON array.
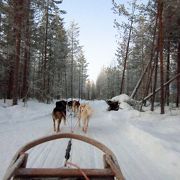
[[3, 133, 124, 180]]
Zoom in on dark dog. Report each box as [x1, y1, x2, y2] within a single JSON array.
[[106, 100, 119, 111], [56, 100, 67, 116], [52, 108, 66, 132], [67, 100, 73, 110], [52, 100, 67, 132], [72, 100, 80, 114]]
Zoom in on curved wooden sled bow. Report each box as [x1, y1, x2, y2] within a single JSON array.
[[3, 133, 124, 180]]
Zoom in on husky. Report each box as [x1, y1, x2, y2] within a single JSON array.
[[78, 104, 93, 133], [52, 107, 66, 132]]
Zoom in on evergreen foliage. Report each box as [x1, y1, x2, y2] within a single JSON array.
[[0, 0, 179, 111]]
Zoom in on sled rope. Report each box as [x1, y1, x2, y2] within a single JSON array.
[[64, 139, 72, 166], [70, 111, 73, 133], [66, 109, 79, 133], [65, 161, 90, 180]]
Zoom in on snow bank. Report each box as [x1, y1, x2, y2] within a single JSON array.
[[111, 94, 130, 102], [119, 102, 133, 110], [111, 94, 138, 110], [126, 123, 180, 177], [0, 100, 53, 124]]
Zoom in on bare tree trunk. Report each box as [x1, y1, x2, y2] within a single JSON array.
[[81, 66, 84, 99], [120, 2, 136, 94], [158, 0, 165, 114], [22, 0, 30, 102], [132, 9, 159, 100], [32, 60, 36, 97], [151, 48, 159, 111], [7, 5, 16, 99], [144, 56, 156, 102], [165, 39, 170, 105], [176, 41, 180, 107], [78, 68, 81, 99], [43, 1, 49, 101], [71, 36, 74, 99], [143, 73, 180, 102], [7, 55, 14, 99], [12, 0, 24, 105], [120, 18, 133, 94], [131, 59, 152, 99], [150, 3, 161, 112], [0, 0, 2, 32], [47, 42, 52, 103], [65, 66, 67, 99]]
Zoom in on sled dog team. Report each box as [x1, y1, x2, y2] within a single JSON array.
[[52, 100, 93, 133]]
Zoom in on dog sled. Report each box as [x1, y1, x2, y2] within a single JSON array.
[[3, 133, 124, 180]]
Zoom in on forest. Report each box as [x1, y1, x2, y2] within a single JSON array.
[[0, 0, 180, 114]]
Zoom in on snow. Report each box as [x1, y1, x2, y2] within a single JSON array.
[[110, 94, 135, 110], [111, 94, 130, 102], [0, 99, 180, 180]]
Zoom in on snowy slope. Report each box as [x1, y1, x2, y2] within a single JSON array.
[[0, 99, 180, 180]]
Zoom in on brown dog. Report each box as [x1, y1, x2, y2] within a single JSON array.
[[52, 108, 66, 132], [78, 104, 92, 133]]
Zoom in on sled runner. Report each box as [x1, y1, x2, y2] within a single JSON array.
[[3, 133, 124, 180]]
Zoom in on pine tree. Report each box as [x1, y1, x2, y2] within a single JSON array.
[[67, 21, 82, 98]]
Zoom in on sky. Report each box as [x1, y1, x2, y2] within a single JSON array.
[[60, 0, 117, 82]]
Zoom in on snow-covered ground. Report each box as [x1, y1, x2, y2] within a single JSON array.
[[0, 98, 180, 180]]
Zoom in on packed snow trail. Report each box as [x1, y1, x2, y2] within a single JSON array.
[[0, 100, 180, 180]]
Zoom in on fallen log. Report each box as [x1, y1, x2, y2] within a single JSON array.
[[143, 73, 180, 102]]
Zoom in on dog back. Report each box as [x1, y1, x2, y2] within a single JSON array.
[[53, 108, 66, 120], [79, 104, 92, 118], [55, 100, 67, 115]]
